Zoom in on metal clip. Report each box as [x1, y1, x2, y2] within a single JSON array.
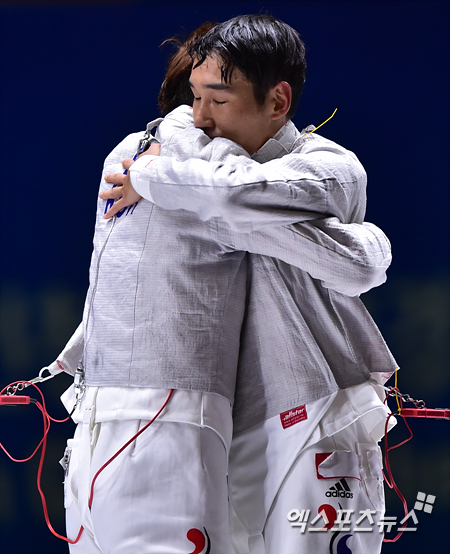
[[388, 387, 426, 409], [6, 367, 55, 395], [136, 126, 160, 157], [59, 446, 72, 478], [136, 136, 152, 156], [74, 362, 86, 405], [34, 367, 55, 385]]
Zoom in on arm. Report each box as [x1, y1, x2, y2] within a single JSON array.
[[102, 115, 387, 295], [213, 218, 392, 296], [104, 122, 366, 229], [131, 134, 365, 229]]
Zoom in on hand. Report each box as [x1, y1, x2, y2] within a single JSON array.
[[101, 159, 140, 219], [100, 144, 161, 219], [101, 143, 161, 219]]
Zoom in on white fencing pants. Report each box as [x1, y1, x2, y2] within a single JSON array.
[[63, 391, 231, 554], [228, 383, 391, 554]]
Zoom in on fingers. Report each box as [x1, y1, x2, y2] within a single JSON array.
[[122, 158, 134, 170], [104, 172, 126, 186], [101, 158, 143, 219], [99, 186, 123, 200], [103, 199, 126, 219]]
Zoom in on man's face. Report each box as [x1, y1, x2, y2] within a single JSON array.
[[189, 56, 279, 155]]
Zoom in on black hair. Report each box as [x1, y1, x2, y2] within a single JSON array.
[[189, 14, 306, 118]]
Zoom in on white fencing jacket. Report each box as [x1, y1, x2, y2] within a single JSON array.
[[49, 106, 397, 433]]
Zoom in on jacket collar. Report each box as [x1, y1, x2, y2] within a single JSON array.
[[251, 120, 301, 163]]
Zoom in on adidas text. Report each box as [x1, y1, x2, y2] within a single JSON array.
[[325, 490, 353, 499]]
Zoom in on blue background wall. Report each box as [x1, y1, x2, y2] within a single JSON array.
[[0, 1, 448, 552]]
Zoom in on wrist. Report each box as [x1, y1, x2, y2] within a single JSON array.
[[129, 155, 157, 201]]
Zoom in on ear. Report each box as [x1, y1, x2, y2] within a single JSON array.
[[270, 81, 292, 121]]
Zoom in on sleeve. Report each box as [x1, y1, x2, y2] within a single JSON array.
[[154, 105, 195, 143], [212, 218, 392, 296], [129, 118, 387, 296], [46, 322, 83, 376], [129, 124, 367, 231]]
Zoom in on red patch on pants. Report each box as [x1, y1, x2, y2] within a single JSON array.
[[280, 405, 307, 429], [187, 528, 210, 554]]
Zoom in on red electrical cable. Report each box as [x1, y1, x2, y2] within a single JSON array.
[[0, 384, 61, 463], [0, 381, 80, 543], [381, 414, 412, 542], [88, 388, 174, 509], [381, 388, 424, 543], [0, 383, 174, 545], [5, 377, 445, 546], [34, 399, 84, 544]]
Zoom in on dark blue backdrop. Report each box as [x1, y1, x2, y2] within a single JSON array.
[[0, 1, 448, 553]]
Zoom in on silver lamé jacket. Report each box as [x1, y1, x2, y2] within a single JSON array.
[[50, 106, 397, 433]]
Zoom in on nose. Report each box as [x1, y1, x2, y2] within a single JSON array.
[[193, 100, 214, 130]]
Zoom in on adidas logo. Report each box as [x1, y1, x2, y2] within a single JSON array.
[[325, 478, 353, 499]]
